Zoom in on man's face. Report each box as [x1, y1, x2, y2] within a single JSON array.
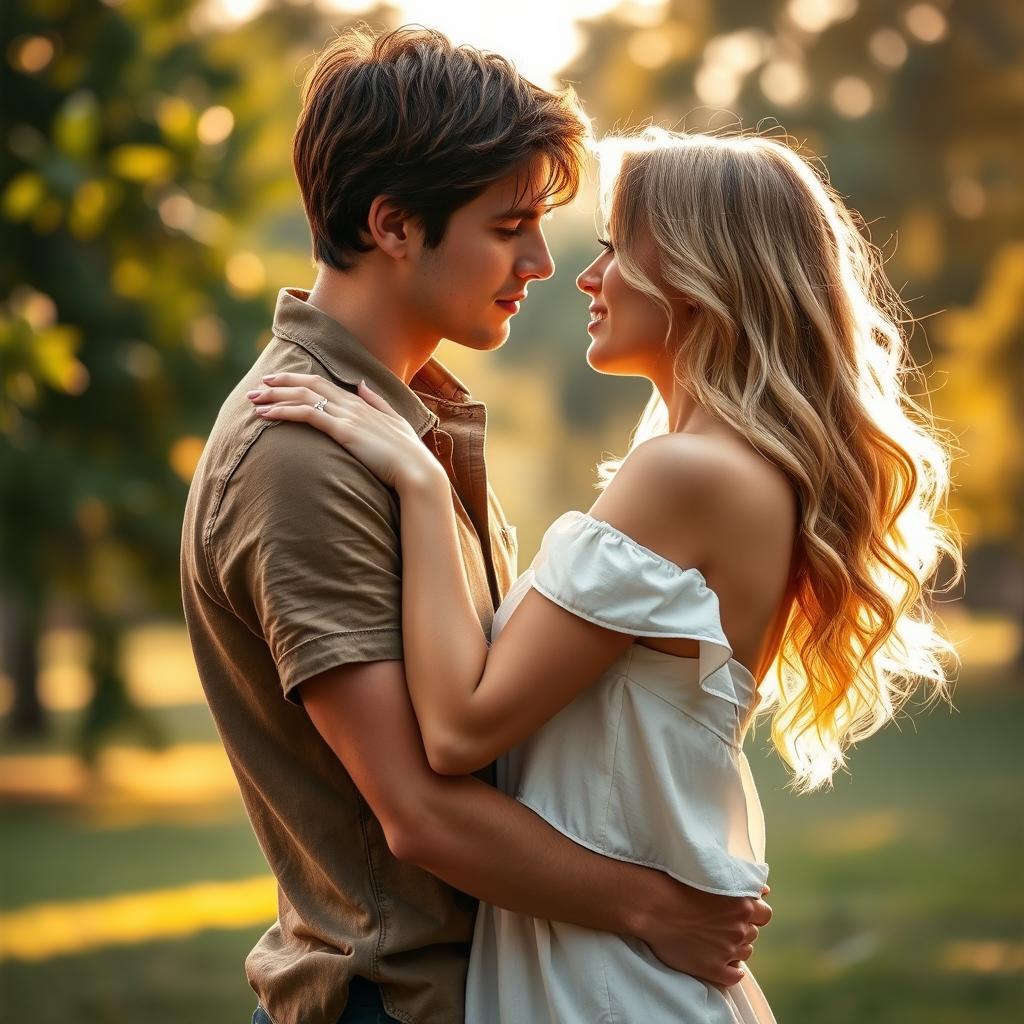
[[404, 159, 557, 351]]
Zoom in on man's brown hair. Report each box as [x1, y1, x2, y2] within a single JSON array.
[[293, 25, 590, 270]]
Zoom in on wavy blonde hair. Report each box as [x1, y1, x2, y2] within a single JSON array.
[[595, 126, 962, 791]]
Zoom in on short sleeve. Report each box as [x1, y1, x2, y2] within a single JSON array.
[[530, 512, 744, 705], [211, 420, 403, 702]]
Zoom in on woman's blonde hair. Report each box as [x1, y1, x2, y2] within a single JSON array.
[[596, 126, 962, 791]]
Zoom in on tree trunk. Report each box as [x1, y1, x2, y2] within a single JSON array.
[[2, 592, 47, 737]]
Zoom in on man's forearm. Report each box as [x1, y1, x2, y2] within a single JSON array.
[[399, 772, 666, 939]]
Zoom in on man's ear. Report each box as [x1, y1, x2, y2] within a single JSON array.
[[366, 195, 419, 260]]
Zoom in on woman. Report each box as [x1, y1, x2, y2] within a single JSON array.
[[248, 128, 960, 1022]]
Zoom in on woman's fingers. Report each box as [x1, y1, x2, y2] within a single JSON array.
[[254, 402, 326, 423], [248, 385, 324, 406], [260, 371, 334, 391], [254, 400, 356, 443], [356, 379, 401, 418], [254, 373, 393, 421]]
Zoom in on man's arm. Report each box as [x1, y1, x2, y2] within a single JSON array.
[[302, 660, 770, 988]]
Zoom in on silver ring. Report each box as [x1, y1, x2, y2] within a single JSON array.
[[312, 396, 328, 413]]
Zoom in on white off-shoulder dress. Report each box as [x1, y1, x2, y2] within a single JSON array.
[[465, 511, 777, 1024]]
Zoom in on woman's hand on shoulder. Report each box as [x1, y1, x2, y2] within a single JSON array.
[[247, 373, 446, 493]]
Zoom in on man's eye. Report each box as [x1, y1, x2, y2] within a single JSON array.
[[497, 226, 523, 239]]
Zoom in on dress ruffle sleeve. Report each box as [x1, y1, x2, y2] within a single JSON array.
[[530, 511, 749, 707]]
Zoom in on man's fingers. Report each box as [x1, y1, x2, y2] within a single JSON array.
[[717, 965, 745, 987], [751, 898, 772, 926]]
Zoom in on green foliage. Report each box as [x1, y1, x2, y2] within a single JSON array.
[[0, 0, 395, 740]]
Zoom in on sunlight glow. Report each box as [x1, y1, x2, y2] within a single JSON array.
[[0, 743, 237, 804], [198, 0, 634, 88], [0, 875, 276, 961]]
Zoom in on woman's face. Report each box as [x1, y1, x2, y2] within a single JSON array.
[[575, 231, 677, 378]]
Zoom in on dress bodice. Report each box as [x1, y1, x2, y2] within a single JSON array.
[[490, 510, 769, 897]]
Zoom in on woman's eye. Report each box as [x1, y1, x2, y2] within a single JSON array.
[[596, 236, 614, 253]]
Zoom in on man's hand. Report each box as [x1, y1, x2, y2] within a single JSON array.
[[634, 877, 773, 987]]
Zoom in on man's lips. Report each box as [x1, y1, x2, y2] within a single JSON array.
[[495, 293, 525, 314]]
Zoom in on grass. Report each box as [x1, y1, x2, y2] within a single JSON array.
[[2, 668, 1021, 1023]]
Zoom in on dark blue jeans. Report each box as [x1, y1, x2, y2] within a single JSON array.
[[252, 977, 401, 1024]]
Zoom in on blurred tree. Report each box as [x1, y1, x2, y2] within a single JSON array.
[[561, 0, 1023, 605], [0, 0, 394, 746]]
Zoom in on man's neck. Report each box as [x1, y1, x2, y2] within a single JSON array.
[[305, 263, 440, 385]]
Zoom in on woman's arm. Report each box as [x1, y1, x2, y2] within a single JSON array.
[[249, 374, 691, 774], [394, 467, 635, 772]]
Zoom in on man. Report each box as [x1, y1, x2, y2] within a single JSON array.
[[180, 25, 770, 1024]]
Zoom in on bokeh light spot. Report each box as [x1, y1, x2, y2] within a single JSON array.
[[787, 0, 858, 34], [188, 314, 228, 357], [10, 35, 55, 74], [869, 28, 909, 68], [949, 178, 986, 219], [695, 65, 741, 107], [169, 436, 207, 482], [197, 105, 235, 145], [109, 144, 176, 183], [225, 251, 266, 297], [2, 172, 46, 221], [112, 258, 149, 299], [905, 4, 948, 44], [831, 76, 874, 118], [760, 60, 808, 106], [627, 29, 673, 69]]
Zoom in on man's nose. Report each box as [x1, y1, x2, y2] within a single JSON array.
[[519, 238, 555, 282]]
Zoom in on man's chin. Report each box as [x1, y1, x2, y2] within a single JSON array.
[[448, 324, 509, 352]]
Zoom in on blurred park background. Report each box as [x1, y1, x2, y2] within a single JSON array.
[[2, 0, 1022, 1020]]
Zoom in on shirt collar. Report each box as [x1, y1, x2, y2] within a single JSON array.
[[270, 287, 477, 438]]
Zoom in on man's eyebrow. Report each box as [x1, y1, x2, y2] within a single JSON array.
[[492, 205, 554, 221]]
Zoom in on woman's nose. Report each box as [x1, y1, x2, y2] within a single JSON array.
[[576, 261, 600, 295]]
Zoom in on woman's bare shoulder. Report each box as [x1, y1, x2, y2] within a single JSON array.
[[588, 432, 796, 572]]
